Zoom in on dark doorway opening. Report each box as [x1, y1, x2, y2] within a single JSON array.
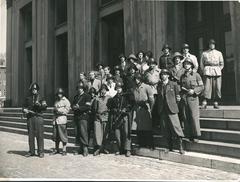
[[55, 33, 68, 97], [185, 1, 235, 104], [23, 47, 33, 98], [101, 10, 124, 70]]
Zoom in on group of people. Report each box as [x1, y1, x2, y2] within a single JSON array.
[[22, 38, 224, 158]]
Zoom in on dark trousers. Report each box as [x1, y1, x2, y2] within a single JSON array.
[[27, 116, 44, 154], [115, 116, 131, 151], [75, 117, 89, 147], [137, 131, 154, 148]]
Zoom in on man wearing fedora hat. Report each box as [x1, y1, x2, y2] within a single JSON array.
[[170, 52, 185, 84], [72, 84, 92, 156], [182, 43, 199, 73], [156, 69, 185, 154], [22, 82, 48, 158], [51, 88, 71, 156], [200, 39, 224, 109], [158, 44, 173, 70]]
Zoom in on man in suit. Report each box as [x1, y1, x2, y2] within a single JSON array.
[[87, 71, 102, 93], [22, 83, 48, 158], [156, 69, 185, 154]]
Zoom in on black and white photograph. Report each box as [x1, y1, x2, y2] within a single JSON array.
[[0, 0, 240, 181]]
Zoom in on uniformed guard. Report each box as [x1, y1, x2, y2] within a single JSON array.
[[133, 73, 155, 148], [180, 58, 204, 142], [200, 39, 224, 109], [169, 52, 185, 84], [182, 43, 199, 73], [109, 82, 134, 157], [144, 58, 161, 95], [92, 84, 112, 156], [158, 44, 173, 70], [51, 88, 71, 156], [22, 82, 47, 158], [156, 69, 185, 154], [72, 84, 92, 156]]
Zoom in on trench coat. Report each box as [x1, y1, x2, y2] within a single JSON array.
[[179, 71, 204, 138]]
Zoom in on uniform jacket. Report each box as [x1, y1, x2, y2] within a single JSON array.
[[53, 96, 71, 125], [170, 66, 185, 84], [200, 49, 224, 76], [158, 54, 173, 70], [92, 95, 111, 122], [182, 53, 199, 73], [156, 80, 180, 114], [72, 92, 91, 117], [23, 94, 47, 118]]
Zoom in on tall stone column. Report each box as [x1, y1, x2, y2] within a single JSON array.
[[229, 2, 240, 103]]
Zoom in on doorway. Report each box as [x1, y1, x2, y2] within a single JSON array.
[[185, 1, 235, 103], [101, 10, 124, 69]]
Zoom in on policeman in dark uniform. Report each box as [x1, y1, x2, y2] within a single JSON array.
[[158, 44, 173, 70], [109, 82, 134, 157], [22, 83, 47, 158], [72, 84, 92, 156]]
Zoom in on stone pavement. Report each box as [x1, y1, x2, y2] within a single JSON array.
[[0, 131, 240, 180]]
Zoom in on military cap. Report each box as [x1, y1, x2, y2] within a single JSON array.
[[147, 58, 158, 66], [183, 57, 194, 67], [145, 50, 153, 58], [118, 53, 126, 59], [100, 84, 109, 91], [56, 88, 64, 95], [127, 54, 138, 61], [160, 69, 171, 75], [115, 82, 123, 90], [182, 43, 190, 49], [162, 44, 172, 51], [29, 82, 40, 91], [172, 52, 183, 61], [209, 39, 216, 45]]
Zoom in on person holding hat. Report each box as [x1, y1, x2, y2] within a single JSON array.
[[108, 82, 134, 157], [170, 52, 185, 84], [156, 69, 185, 154], [179, 58, 204, 143], [22, 82, 48, 158], [133, 73, 155, 149], [92, 84, 112, 156], [182, 43, 199, 73], [87, 71, 102, 93], [200, 39, 224, 109], [72, 84, 92, 156], [51, 88, 71, 156], [158, 44, 173, 70], [106, 74, 117, 98], [113, 65, 123, 85], [144, 58, 161, 95]]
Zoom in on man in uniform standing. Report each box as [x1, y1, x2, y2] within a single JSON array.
[[133, 73, 155, 148], [22, 83, 47, 158], [182, 43, 199, 73], [158, 44, 173, 70], [72, 84, 92, 156], [200, 39, 224, 109]]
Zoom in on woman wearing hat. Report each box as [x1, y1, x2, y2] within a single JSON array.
[[179, 58, 204, 142], [158, 44, 173, 70], [51, 88, 71, 156], [170, 52, 185, 84], [22, 82, 48, 158]]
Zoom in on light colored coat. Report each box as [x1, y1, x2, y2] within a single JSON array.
[[53, 96, 71, 125]]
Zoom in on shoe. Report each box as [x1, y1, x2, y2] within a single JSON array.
[[115, 151, 120, 155], [62, 151, 67, 156], [39, 153, 44, 158], [93, 149, 100, 156], [102, 149, 109, 154], [49, 150, 60, 155], [213, 102, 219, 109], [25, 152, 35, 157], [83, 147, 88, 157], [201, 100, 207, 109], [125, 150, 131, 157], [73, 149, 81, 155]]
